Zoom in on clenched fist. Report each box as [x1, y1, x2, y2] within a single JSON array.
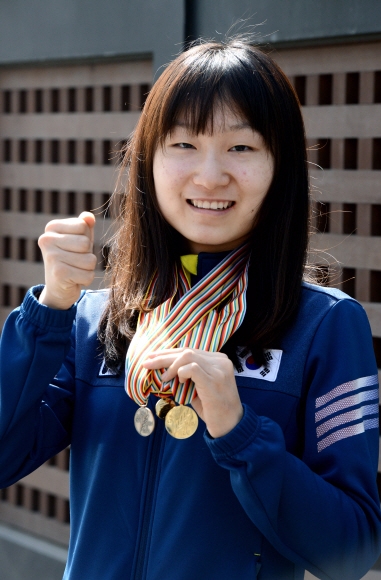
[[38, 212, 97, 310]]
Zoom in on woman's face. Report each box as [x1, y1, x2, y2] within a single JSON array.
[[153, 108, 274, 254]]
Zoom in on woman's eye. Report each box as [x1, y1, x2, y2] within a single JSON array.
[[230, 145, 252, 152], [175, 142, 195, 149]]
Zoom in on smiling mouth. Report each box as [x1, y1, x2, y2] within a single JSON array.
[[188, 200, 234, 210]]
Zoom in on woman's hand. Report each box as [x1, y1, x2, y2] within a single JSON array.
[[38, 212, 97, 310], [143, 348, 243, 438]]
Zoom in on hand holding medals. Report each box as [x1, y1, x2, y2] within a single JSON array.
[[143, 348, 243, 439], [125, 245, 249, 440]]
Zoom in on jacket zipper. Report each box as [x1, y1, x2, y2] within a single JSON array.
[[132, 416, 164, 580]]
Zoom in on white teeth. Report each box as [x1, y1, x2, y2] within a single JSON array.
[[190, 200, 232, 210]]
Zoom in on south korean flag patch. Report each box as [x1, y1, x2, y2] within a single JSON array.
[[234, 347, 282, 382]]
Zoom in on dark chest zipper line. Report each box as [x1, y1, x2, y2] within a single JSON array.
[[132, 413, 165, 580]]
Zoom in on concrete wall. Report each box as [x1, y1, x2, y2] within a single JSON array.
[[1, 1, 381, 77], [189, 0, 381, 45], [0, 0, 184, 76], [0, 57, 151, 327]]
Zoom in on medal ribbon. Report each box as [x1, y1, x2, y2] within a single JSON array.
[[125, 244, 249, 406]]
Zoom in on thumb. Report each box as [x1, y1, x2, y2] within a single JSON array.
[[79, 211, 96, 244], [79, 211, 96, 229]]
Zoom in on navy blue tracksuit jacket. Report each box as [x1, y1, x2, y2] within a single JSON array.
[[0, 254, 380, 579]]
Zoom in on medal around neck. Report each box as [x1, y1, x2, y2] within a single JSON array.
[[125, 243, 250, 438], [134, 406, 155, 436], [155, 398, 176, 419], [164, 405, 198, 439]]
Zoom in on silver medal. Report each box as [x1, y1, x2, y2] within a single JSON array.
[[134, 406, 155, 436]]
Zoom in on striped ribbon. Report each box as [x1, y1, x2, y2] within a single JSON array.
[[125, 244, 250, 406]]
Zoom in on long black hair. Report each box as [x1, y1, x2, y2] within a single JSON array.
[[99, 39, 309, 369]]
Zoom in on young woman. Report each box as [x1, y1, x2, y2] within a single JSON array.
[[0, 40, 380, 580]]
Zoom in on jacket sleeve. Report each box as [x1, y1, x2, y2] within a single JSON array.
[[205, 298, 381, 580], [0, 286, 77, 487]]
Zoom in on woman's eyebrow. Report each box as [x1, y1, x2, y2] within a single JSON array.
[[227, 122, 252, 131], [171, 121, 253, 132]]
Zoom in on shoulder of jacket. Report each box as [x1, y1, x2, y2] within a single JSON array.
[[281, 282, 366, 354], [301, 281, 362, 313]]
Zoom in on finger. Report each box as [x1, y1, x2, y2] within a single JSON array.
[[149, 350, 211, 381], [142, 354, 179, 370], [79, 211, 95, 245], [143, 350, 227, 382], [143, 355, 184, 383], [53, 251, 97, 271], [39, 232, 94, 254], [145, 348, 226, 359], [190, 395, 204, 420], [42, 247, 97, 280], [48, 261, 96, 288], [45, 217, 93, 237], [177, 361, 209, 385], [145, 348, 202, 357], [144, 349, 183, 359]]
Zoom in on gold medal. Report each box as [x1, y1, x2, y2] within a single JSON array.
[[164, 405, 198, 439], [155, 398, 176, 420], [134, 406, 155, 436]]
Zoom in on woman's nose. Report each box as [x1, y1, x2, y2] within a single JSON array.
[[192, 153, 229, 190]]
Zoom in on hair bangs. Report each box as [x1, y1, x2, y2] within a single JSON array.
[[156, 44, 275, 153]]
